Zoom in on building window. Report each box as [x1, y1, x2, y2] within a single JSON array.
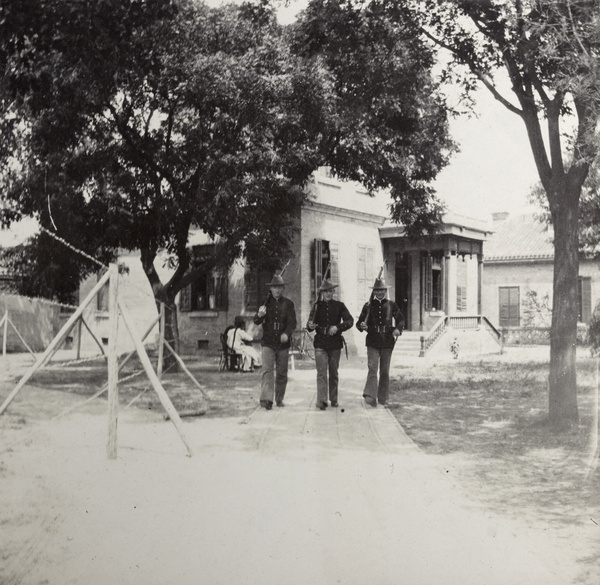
[[578, 276, 592, 324], [180, 245, 228, 312], [357, 244, 374, 309], [499, 286, 520, 327], [244, 268, 273, 313]]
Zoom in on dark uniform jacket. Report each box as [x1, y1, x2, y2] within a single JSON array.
[[306, 299, 354, 351], [253, 294, 297, 350], [356, 297, 404, 349]]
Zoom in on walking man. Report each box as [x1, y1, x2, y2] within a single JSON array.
[[356, 276, 404, 407], [306, 279, 354, 410], [254, 273, 297, 409]]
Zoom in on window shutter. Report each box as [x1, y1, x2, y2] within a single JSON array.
[[329, 242, 339, 297], [314, 239, 323, 300], [509, 287, 520, 325]]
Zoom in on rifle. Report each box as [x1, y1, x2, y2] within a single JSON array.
[[308, 261, 331, 325], [360, 265, 384, 330]]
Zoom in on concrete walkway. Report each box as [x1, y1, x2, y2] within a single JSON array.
[[1, 360, 580, 585]]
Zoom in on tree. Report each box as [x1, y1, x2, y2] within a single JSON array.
[[409, 0, 600, 431], [0, 0, 452, 358], [1, 0, 328, 354]]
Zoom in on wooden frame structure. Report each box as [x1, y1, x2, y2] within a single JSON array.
[[0, 263, 203, 458]]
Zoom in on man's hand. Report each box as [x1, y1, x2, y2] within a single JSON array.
[[307, 320, 315, 329], [327, 325, 338, 336], [358, 322, 367, 331], [280, 333, 289, 344], [257, 305, 267, 318], [392, 328, 401, 338]]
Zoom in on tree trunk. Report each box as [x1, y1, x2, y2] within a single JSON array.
[[140, 245, 183, 374], [548, 188, 580, 430], [161, 297, 180, 373]]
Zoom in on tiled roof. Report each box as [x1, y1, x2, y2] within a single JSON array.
[[485, 214, 554, 262]]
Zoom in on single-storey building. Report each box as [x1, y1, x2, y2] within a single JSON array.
[[482, 212, 599, 344]]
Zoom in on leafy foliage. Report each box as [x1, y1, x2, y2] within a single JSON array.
[[586, 301, 600, 356], [0, 0, 452, 300]]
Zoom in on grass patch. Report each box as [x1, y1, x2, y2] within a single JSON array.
[[388, 353, 600, 563]]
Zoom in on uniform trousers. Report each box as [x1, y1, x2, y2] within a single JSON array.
[[363, 346, 393, 405], [315, 347, 341, 405], [260, 346, 290, 405]]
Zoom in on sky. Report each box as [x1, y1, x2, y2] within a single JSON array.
[[278, 0, 541, 223], [433, 87, 540, 221]]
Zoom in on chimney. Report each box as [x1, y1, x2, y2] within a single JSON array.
[[492, 211, 509, 222]]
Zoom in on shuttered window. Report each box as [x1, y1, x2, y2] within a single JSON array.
[[312, 239, 340, 300], [499, 286, 520, 327]]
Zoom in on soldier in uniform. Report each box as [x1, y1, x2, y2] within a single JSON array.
[[356, 277, 404, 407], [306, 279, 354, 410], [253, 274, 297, 409]]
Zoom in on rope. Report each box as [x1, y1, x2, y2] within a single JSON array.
[[39, 225, 107, 269], [38, 225, 162, 313], [45, 353, 108, 369]]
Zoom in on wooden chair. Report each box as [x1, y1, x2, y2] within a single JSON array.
[[218, 333, 241, 372]]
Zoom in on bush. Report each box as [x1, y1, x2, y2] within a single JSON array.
[[586, 302, 600, 355]]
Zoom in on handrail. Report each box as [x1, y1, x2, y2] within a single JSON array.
[[481, 315, 501, 339], [420, 315, 448, 356], [419, 315, 501, 357]]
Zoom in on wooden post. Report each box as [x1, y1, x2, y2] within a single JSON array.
[[97, 313, 161, 395], [80, 316, 106, 356], [76, 317, 83, 360], [163, 339, 209, 399], [157, 302, 165, 381], [1, 310, 7, 376], [106, 264, 119, 459], [118, 298, 193, 457], [0, 268, 111, 415]]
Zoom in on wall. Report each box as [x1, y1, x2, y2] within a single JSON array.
[[482, 260, 555, 328], [0, 293, 64, 352], [300, 200, 386, 357], [79, 253, 160, 356]]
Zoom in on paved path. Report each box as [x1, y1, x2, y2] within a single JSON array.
[[1, 363, 581, 585]]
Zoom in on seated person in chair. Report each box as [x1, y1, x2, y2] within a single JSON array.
[[226, 316, 262, 372]]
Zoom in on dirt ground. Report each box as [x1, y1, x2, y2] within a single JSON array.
[[0, 347, 599, 584]]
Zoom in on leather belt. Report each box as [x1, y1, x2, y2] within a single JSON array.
[[271, 323, 284, 331], [370, 326, 390, 333]]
